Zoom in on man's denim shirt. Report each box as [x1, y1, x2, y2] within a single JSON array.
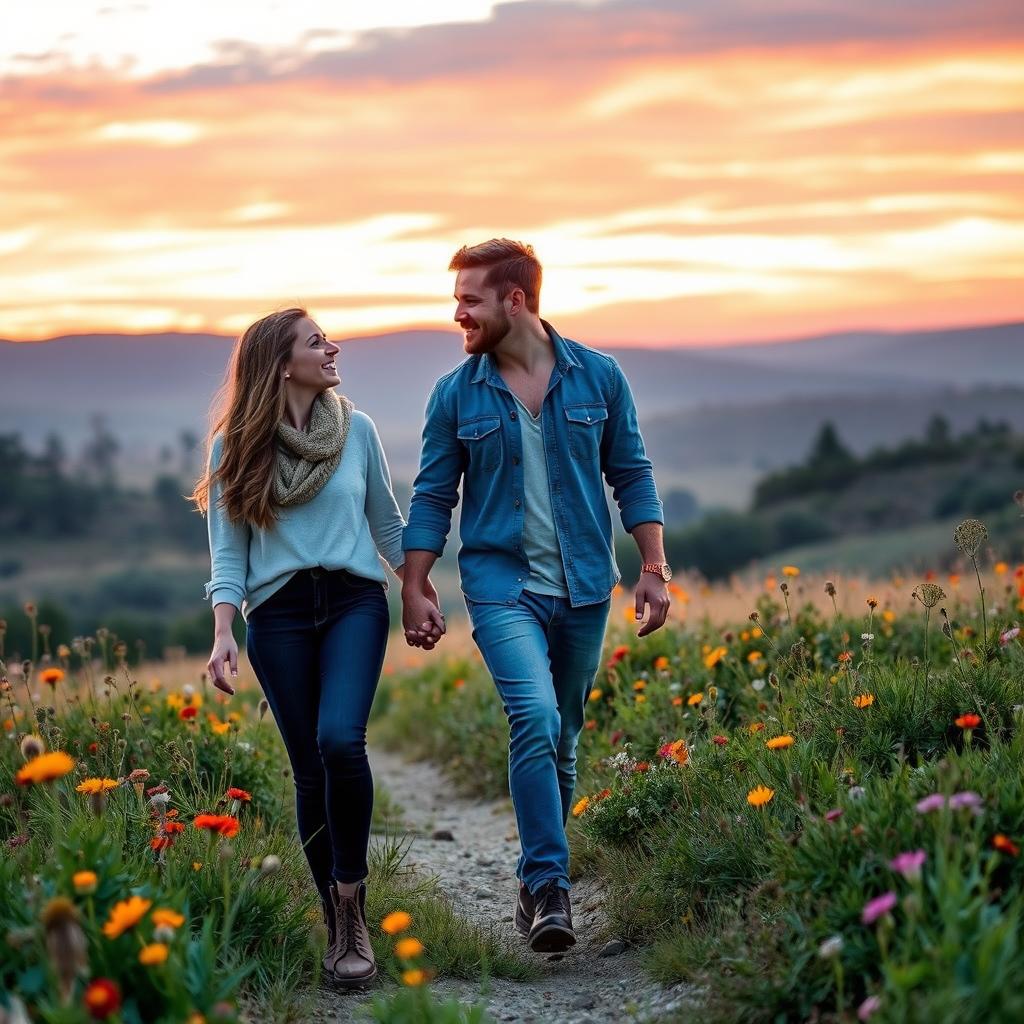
[[402, 321, 664, 608]]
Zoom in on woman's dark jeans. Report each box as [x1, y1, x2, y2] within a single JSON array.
[[245, 567, 389, 899]]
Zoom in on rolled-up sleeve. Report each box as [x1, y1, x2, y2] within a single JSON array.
[[363, 416, 407, 572], [402, 379, 464, 555], [601, 359, 664, 532], [203, 436, 250, 609]]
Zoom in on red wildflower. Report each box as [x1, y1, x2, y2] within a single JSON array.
[[993, 834, 1021, 857], [712, 735, 728, 746], [193, 813, 240, 838], [955, 713, 982, 730], [225, 787, 252, 802], [607, 644, 630, 668], [150, 837, 175, 851], [164, 821, 185, 834], [83, 978, 121, 1020], [609, 729, 624, 746], [179, 706, 198, 721], [633, 761, 651, 772]]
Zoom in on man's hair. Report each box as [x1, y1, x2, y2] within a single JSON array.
[[449, 238, 542, 313]]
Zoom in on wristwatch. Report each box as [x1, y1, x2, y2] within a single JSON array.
[[641, 563, 673, 582]]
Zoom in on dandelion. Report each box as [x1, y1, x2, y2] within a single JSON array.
[[888, 849, 927, 879], [83, 979, 121, 1020], [16, 750, 75, 785], [782, 566, 800, 578], [260, 854, 282, 875], [852, 693, 874, 708], [687, 692, 704, 706], [993, 834, 1021, 857], [102, 895, 152, 939], [73, 871, 98, 895], [747, 785, 774, 807], [395, 937, 425, 959], [955, 713, 982, 730], [139, 943, 169, 965], [75, 778, 120, 795], [766, 735, 794, 750], [40, 667, 65, 686], [381, 911, 413, 935], [861, 891, 897, 925]]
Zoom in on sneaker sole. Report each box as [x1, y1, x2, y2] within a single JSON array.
[[514, 907, 532, 939], [528, 923, 576, 953]]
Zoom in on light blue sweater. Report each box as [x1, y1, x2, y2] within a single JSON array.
[[204, 410, 406, 620]]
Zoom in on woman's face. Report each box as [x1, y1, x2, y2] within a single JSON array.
[[283, 317, 340, 390]]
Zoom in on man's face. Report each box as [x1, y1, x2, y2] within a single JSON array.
[[453, 267, 511, 355]]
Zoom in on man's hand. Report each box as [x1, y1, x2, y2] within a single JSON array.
[[402, 581, 446, 650], [634, 574, 670, 637]]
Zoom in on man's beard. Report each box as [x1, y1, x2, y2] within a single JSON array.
[[467, 309, 511, 353]]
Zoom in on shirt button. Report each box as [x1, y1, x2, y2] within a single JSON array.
[[514, 498, 521, 509], [510, 410, 518, 420], [517, 577, 523, 582], [513, 456, 521, 465]]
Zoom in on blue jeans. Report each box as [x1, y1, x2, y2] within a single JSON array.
[[466, 590, 610, 894], [245, 567, 389, 899]]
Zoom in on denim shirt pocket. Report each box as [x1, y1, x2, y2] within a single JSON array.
[[457, 415, 503, 472], [564, 404, 608, 461]]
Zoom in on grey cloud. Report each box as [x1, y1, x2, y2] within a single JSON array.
[[143, 0, 1024, 94]]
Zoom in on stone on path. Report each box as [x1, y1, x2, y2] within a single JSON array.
[[598, 938, 627, 957]]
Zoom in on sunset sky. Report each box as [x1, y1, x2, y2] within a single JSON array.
[[2, 0, 1023, 345]]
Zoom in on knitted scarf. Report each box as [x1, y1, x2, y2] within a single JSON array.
[[273, 390, 352, 508]]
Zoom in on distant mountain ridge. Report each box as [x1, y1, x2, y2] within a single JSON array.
[[1, 321, 1021, 496]]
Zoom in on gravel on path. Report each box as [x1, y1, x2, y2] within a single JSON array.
[[313, 747, 698, 1024]]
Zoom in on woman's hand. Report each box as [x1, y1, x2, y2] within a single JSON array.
[[207, 632, 238, 696]]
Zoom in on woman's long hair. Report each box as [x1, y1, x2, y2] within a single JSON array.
[[191, 307, 308, 529]]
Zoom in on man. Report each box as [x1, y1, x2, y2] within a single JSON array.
[[401, 238, 670, 953]]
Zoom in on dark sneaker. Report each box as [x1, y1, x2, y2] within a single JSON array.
[[528, 880, 576, 953], [514, 881, 535, 939]]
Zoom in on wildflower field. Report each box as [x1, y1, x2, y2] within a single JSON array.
[[374, 518, 1024, 1023], [3, 514, 1023, 1023], [0, 623, 531, 1023]]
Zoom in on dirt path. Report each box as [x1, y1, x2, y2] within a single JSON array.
[[314, 747, 696, 1024]]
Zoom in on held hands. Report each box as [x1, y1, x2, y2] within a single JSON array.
[[634, 574, 671, 637], [207, 632, 239, 696], [402, 577, 446, 650]]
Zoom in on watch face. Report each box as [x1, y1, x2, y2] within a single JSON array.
[[661, 565, 672, 582]]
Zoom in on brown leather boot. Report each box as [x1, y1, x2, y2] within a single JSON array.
[[321, 895, 341, 979], [328, 880, 377, 988]]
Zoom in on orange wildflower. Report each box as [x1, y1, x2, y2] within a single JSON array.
[[16, 751, 75, 785], [102, 896, 152, 939], [747, 785, 775, 807], [993, 834, 1021, 857], [193, 814, 240, 838], [955, 713, 982, 730], [381, 911, 413, 935], [40, 667, 65, 686], [766, 735, 794, 750]]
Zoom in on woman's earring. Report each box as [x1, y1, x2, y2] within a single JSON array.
[[284, 373, 291, 380]]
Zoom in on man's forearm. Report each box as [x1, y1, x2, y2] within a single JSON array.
[[401, 549, 439, 592], [630, 521, 666, 566]]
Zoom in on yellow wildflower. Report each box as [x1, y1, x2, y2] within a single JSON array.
[[782, 566, 800, 578], [138, 943, 169, 965], [853, 693, 875, 709], [151, 908, 185, 929], [747, 785, 775, 807], [572, 796, 591, 818], [704, 646, 727, 669], [687, 692, 704, 706], [75, 778, 120, 795]]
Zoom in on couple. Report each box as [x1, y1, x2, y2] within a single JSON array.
[[196, 238, 671, 989]]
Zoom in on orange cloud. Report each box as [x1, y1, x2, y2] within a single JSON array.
[[1, 2, 1022, 343]]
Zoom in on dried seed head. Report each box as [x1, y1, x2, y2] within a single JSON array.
[[20, 734, 45, 760], [260, 854, 282, 875], [748, 611, 759, 622], [824, 581, 836, 597], [780, 582, 789, 595], [912, 583, 946, 609], [258, 699, 269, 721], [954, 518, 988, 557]]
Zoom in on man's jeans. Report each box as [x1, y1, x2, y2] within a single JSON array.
[[466, 590, 610, 894]]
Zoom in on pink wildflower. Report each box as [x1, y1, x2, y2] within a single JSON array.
[[1000, 627, 1020, 646], [915, 793, 946, 814], [888, 849, 926, 878], [858, 995, 882, 1020], [861, 891, 897, 925], [948, 791, 983, 812], [824, 808, 844, 822]]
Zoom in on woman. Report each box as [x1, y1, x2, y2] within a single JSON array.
[[192, 307, 438, 988]]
